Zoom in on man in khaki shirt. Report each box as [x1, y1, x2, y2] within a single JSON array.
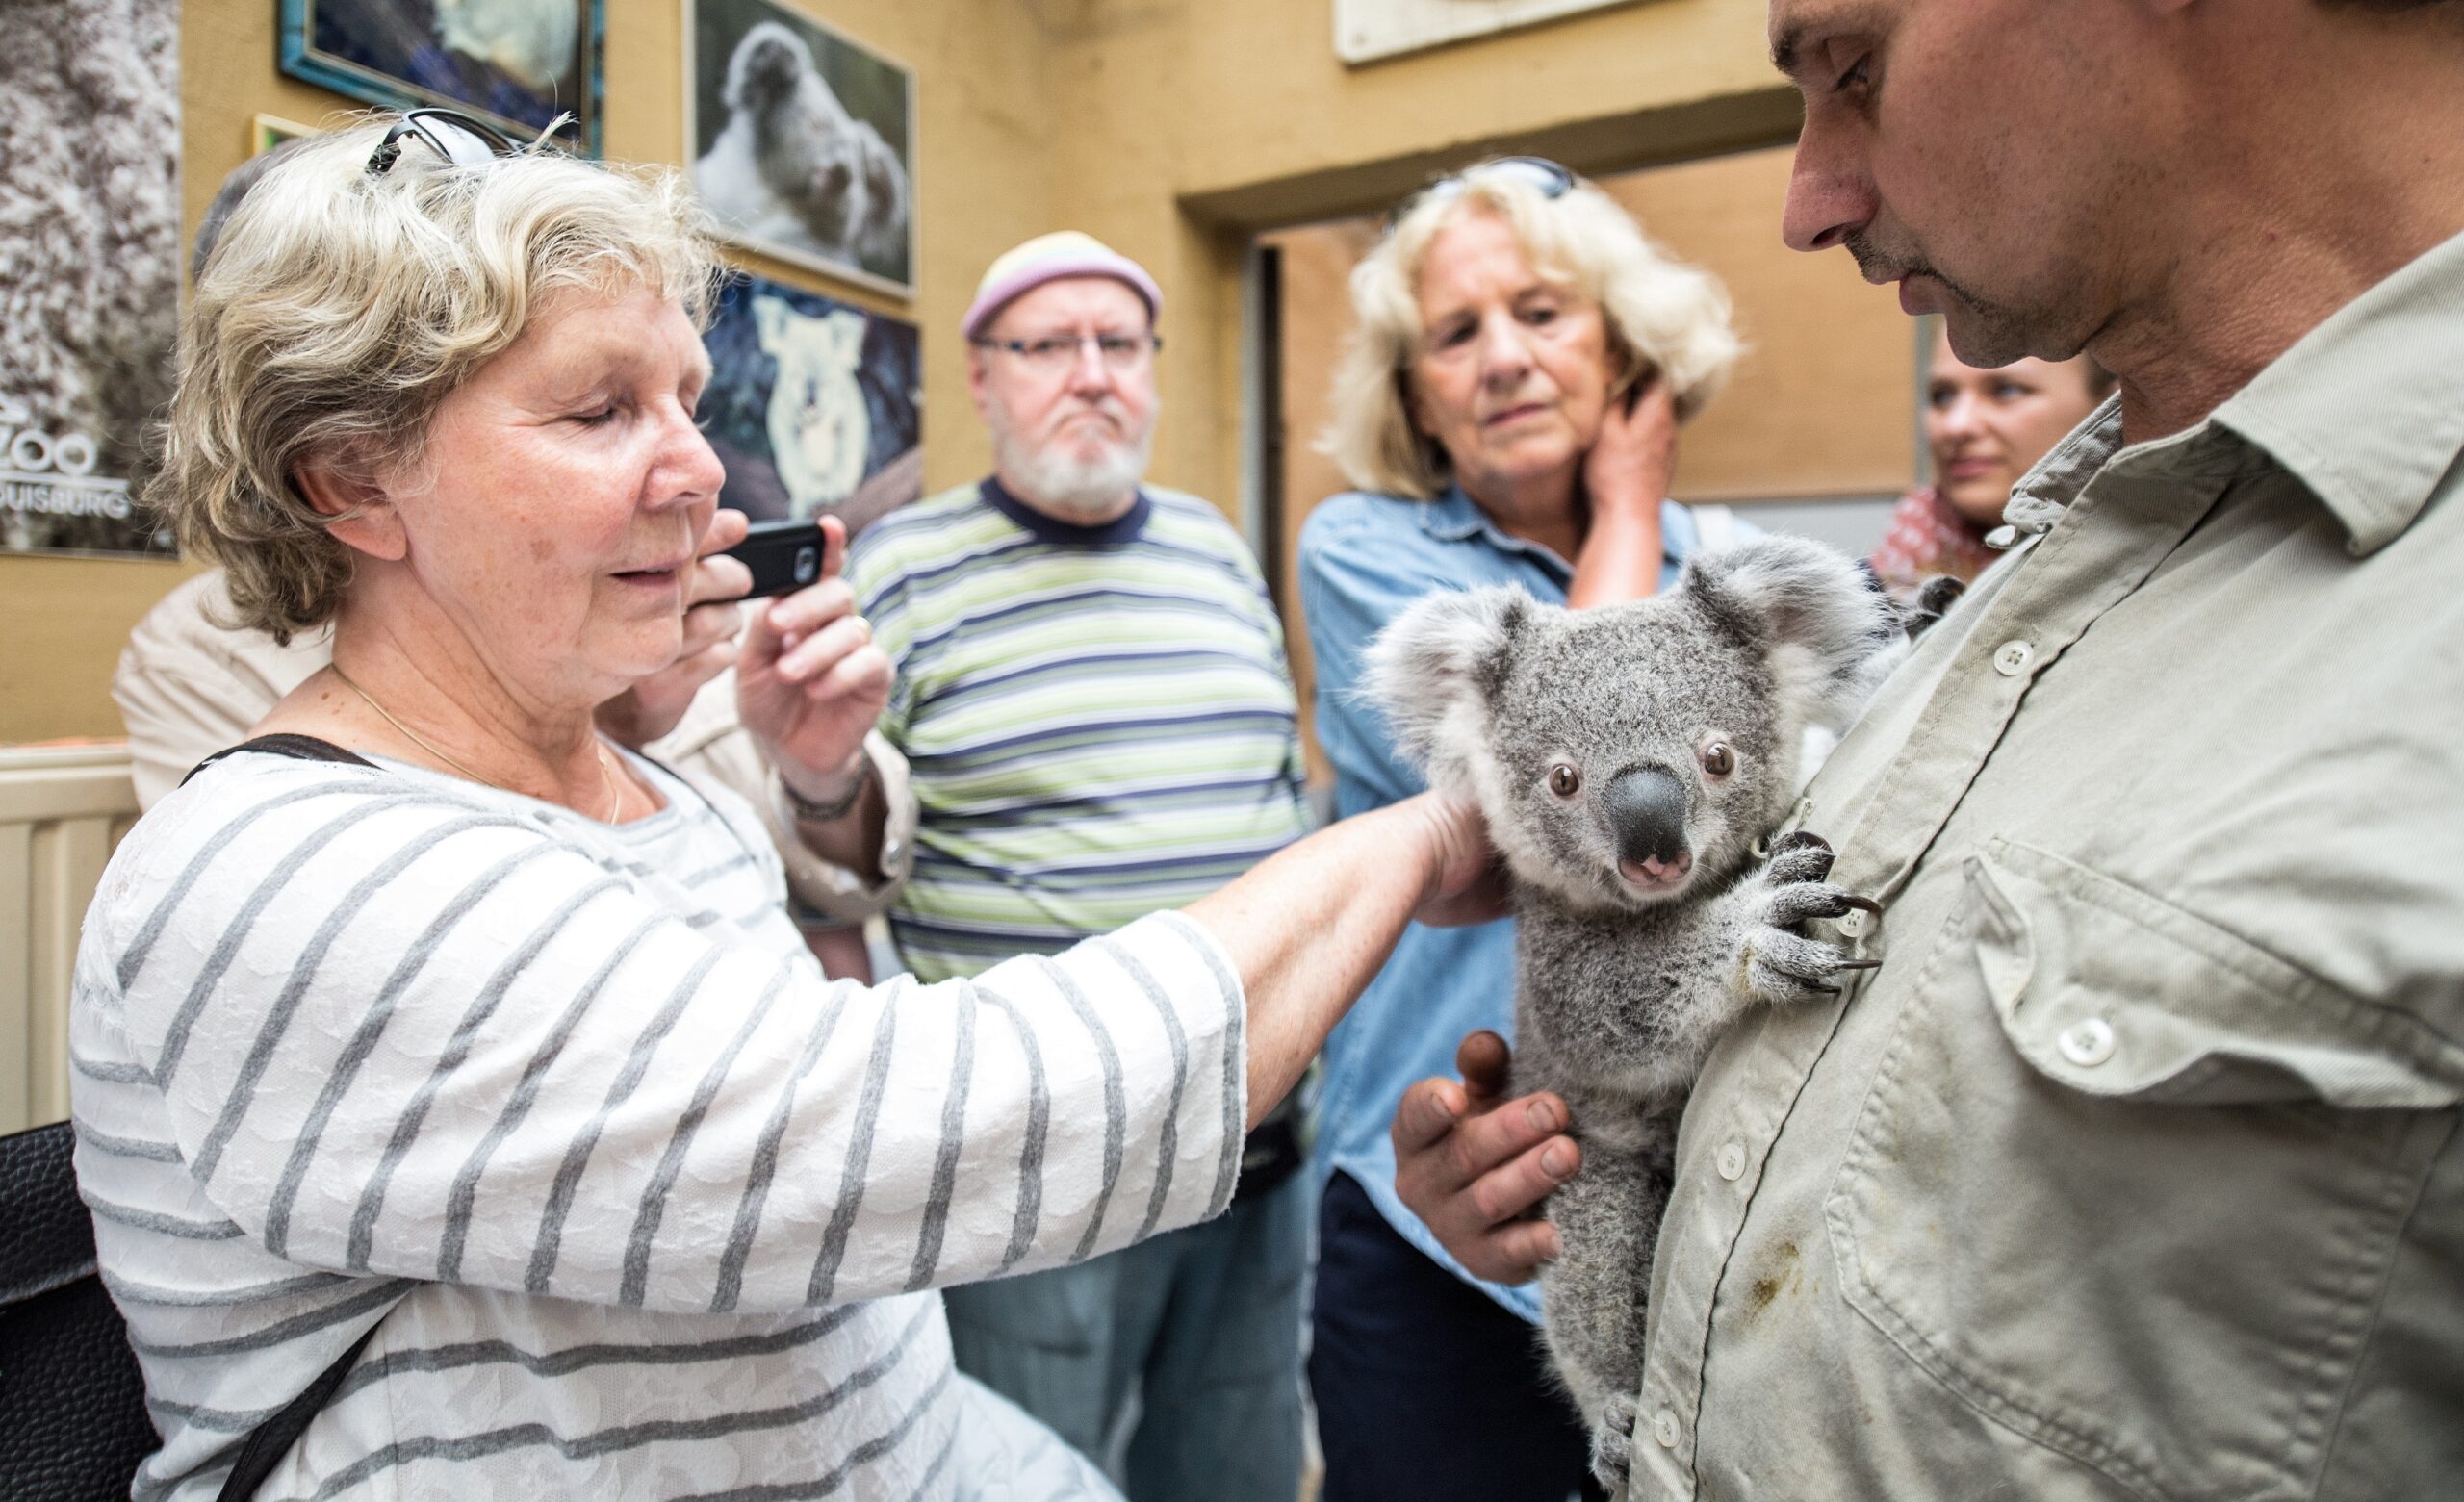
[[1396, 3, 2464, 1496]]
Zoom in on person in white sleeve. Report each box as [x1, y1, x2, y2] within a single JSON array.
[[72, 111, 1491, 1502]]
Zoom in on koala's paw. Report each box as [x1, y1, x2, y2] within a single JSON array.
[[1589, 1391, 1640, 1493], [1733, 831, 1882, 1006], [1904, 573, 1968, 642]]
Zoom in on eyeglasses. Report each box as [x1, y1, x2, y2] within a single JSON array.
[[1387, 156, 1578, 228], [970, 332, 1164, 376], [365, 109, 524, 177]]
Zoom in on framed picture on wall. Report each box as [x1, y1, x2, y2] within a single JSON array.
[[685, 0, 915, 297], [252, 113, 320, 155], [278, 0, 602, 154], [700, 271, 923, 539], [1, 0, 179, 561]]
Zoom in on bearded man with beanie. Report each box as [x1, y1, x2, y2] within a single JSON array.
[[843, 233, 1313, 1501]]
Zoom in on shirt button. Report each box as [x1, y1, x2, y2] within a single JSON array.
[[1835, 905, 1872, 939], [1984, 523, 2022, 550], [2058, 1016, 2117, 1067], [1654, 1409, 1681, 1449], [1993, 639, 2035, 676], [1716, 1141, 1746, 1181]]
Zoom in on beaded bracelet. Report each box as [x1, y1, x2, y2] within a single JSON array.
[[780, 753, 872, 824]]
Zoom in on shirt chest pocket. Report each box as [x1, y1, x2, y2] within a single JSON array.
[[1823, 837, 2461, 1502]]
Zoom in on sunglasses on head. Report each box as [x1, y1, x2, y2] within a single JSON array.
[[364, 109, 525, 177], [1387, 156, 1577, 229]]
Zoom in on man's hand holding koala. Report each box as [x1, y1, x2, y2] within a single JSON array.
[[1368, 535, 1900, 1489], [1391, 1029, 1579, 1284]]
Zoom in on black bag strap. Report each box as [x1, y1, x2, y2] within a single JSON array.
[[213, 1317, 386, 1501], [182, 734, 377, 788]]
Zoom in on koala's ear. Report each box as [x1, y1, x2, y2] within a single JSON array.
[[1682, 536, 1901, 728], [1360, 585, 1534, 778], [753, 296, 788, 351]]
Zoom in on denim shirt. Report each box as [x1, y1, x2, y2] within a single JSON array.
[[1298, 485, 1743, 1320]]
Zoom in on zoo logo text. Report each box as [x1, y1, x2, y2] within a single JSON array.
[[0, 396, 131, 520]]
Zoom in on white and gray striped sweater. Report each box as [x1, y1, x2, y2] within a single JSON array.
[[69, 748, 1245, 1500]]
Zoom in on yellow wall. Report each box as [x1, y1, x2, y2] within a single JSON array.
[[1046, 0, 1801, 512], [2, 0, 1795, 746]]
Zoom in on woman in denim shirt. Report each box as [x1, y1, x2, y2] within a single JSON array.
[[1298, 159, 1746, 1501]]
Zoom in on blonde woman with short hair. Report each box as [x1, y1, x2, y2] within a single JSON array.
[[1297, 157, 1746, 1502], [73, 112, 1490, 1501]]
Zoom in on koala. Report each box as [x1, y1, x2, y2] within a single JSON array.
[[1364, 535, 1902, 1489], [753, 295, 871, 516], [695, 23, 910, 269]]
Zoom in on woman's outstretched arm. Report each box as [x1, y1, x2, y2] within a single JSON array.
[[1188, 791, 1499, 1130]]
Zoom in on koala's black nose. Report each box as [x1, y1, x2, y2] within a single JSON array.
[[1604, 766, 1692, 868]]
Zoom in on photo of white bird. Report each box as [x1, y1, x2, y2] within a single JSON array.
[[692, 12, 912, 291]]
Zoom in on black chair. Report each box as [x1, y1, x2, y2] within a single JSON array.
[[0, 1121, 161, 1499]]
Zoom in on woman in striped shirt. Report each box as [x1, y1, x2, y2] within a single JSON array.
[[73, 114, 1490, 1501]]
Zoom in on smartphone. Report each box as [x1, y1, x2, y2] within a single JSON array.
[[719, 518, 827, 599]]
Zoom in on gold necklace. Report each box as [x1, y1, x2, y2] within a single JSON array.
[[327, 662, 623, 823]]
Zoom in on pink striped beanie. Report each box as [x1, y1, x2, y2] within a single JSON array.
[[962, 232, 1163, 340]]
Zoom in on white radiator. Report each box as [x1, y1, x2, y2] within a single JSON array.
[[0, 745, 138, 1134]]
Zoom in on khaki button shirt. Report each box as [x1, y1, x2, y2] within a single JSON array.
[[1633, 229, 2464, 1501]]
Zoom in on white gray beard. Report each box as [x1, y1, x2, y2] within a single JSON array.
[[991, 418, 1153, 521]]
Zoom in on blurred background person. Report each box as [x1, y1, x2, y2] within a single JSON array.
[[845, 232, 1316, 1502], [1296, 157, 1741, 1502], [1869, 323, 2113, 599]]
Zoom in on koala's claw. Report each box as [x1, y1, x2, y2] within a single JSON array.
[[1761, 880, 1876, 929], [1737, 832, 1882, 1004], [1762, 838, 1839, 889], [1589, 1392, 1640, 1492]]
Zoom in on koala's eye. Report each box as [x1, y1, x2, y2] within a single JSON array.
[[1547, 764, 1581, 798], [1700, 742, 1737, 777]]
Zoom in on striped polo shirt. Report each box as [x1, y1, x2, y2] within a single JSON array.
[[70, 746, 1244, 1499], [850, 481, 1312, 985]]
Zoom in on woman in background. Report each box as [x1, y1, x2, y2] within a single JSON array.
[[1296, 157, 1741, 1501], [1870, 324, 2114, 598]]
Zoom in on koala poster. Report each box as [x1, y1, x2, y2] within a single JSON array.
[[688, 0, 914, 295], [0, 0, 180, 560], [699, 272, 923, 540], [279, 0, 599, 152]]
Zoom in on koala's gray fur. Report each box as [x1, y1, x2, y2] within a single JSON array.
[[1364, 535, 1902, 1489], [698, 22, 910, 267]]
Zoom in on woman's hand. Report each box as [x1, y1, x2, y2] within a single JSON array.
[[1407, 793, 1511, 928], [1392, 1030, 1580, 1284], [736, 515, 892, 799], [1582, 371, 1681, 516], [597, 509, 754, 750], [1568, 374, 1681, 610]]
